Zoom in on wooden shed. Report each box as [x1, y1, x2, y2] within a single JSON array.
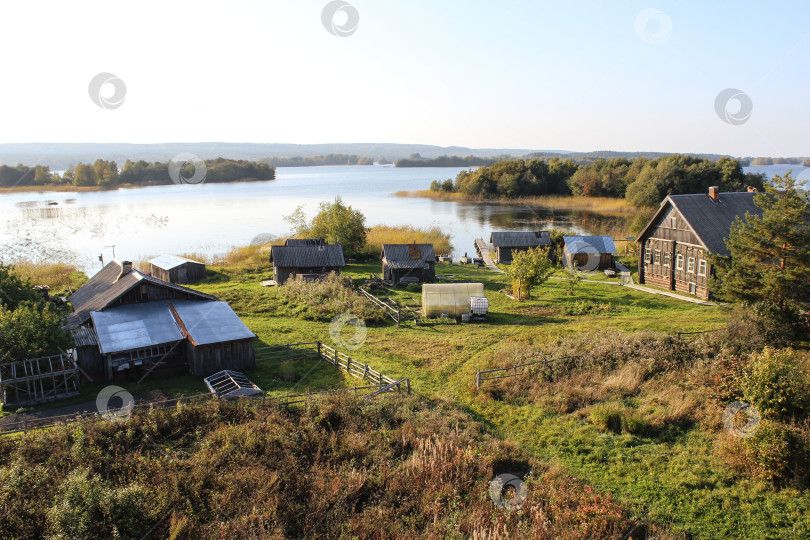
[[382, 244, 436, 285], [270, 244, 346, 285], [489, 231, 551, 263], [563, 236, 616, 271], [148, 255, 206, 284], [635, 187, 762, 299]]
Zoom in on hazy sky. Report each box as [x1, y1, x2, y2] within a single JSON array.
[[2, 1, 808, 155]]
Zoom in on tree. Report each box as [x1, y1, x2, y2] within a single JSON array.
[[710, 173, 810, 335], [284, 197, 368, 257], [73, 163, 97, 187], [504, 247, 554, 300], [564, 267, 583, 296]]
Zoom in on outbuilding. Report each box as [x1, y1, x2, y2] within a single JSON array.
[[148, 255, 206, 284], [382, 244, 436, 285], [489, 231, 551, 263], [270, 244, 346, 284], [563, 236, 616, 271]]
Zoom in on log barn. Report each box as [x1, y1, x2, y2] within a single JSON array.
[[65, 260, 255, 381], [563, 236, 616, 271], [382, 244, 436, 285], [148, 255, 206, 284], [635, 187, 762, 299], [270, 244, 345, 284], [489, 231, 551, 264]]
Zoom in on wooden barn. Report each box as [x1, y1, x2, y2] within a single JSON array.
[[562, 236, 616, 271], [635, 187, 762, 299], [489, 231, 551, 263], [270, 244, 345, 285], [148, 254, 206, 284], [65, 260, 256, 380], [382, 244, 436, 285]]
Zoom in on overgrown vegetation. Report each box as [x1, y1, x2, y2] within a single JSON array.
[[279, 272, 386, 323], [0, 394, 661, 539]]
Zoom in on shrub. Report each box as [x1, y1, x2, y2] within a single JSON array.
[[280, 272, 386, 323], [739, 347, 809, 421], [742, 421, 806, 485]]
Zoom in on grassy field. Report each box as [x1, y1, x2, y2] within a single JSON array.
[[4, 259, 808, 537]]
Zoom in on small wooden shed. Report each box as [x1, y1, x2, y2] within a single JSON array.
[[270, 244, 346, 285], [382, 244, 436, 286], [148, 255, 206, 284], [562, 236, 616, 271], [489, 231, 551, 264]]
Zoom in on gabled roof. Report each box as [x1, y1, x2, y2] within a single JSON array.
[[284, 238, 326, 247], [91, 301, 184, 355], [489, 231, 551, 248], [636, 192, 762, 256], [270, 244, 345, 268], [170, 300, 256, 346], [66, 260, 216, 328], [148, 254, 204, 271], [563, 236, 617, 254], [382, 244, 435, 269]]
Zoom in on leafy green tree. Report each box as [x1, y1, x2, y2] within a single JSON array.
[[33, 166, 54, 185], [73, 163, 97, 187], [284, 197, 368, 256], [564, 267, 583, 296], [710, 173, 810, 333], [0, 264, 41, 310], [504, 246, 554, 300]]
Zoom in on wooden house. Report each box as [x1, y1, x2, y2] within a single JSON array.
[[65, 260, 255, 380], [284, 238, 326, 247], [635, 187, 762, 299], [148, 254, 206, 284], [381, 244, 436, 285], [270, 244, 345, 285], [489, 231, 551, 263], [562, 236, 616, 270]]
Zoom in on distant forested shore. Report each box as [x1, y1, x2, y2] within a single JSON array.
[[416, 154, 767, 208], [395, 154, 500, 167], [261, 154, 378, 167], [0, 158, 276, 191]]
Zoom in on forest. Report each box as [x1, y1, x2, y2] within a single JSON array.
[[395, 154, 502, 167], [261, 154, 374, 167], [430, 155, 767, 207]]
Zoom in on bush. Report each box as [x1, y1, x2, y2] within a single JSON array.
[[742, 421, 806, 485], [739, 347, 809, 421], [280, 272, 386, 323]]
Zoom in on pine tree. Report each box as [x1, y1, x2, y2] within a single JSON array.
[[710, 173, 810, 329]]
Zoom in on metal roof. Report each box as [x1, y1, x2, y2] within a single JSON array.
[[148, 254, 205, 271], [204, 370, 262, 398], [284, 238, 326, 247], [489, 231, 551, 248], [382, 244, 435, 269], [270, 244, 345, 268], [91, 302, 183, 355], [71, 326, 99, 348], [563, 236, 617, 254], [66, 261, 216, 329], [637, 192, 762, 256], [170, 300, 256, 346]]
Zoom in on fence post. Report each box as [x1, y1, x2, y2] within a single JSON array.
[[363, 364, 369, 380], [286, 344, 290, 364], [677, 332, 681, 341], [347, 356, 351, 373], [406, 379, 411, 395], [397, 309, 401, 327], [475, 371, 481, 388], [334, 349, 338, 367], [317, 341, 322, 359]]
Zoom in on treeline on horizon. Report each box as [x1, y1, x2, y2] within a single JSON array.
[[0, 158, 276, 188], [261, 154, 376, 167], [429, 155, 767, 207], [395, 154, 504, 167]]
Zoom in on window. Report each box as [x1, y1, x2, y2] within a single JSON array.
[[670, 217, 677, 228], [644, 249, 651, 263], [698, 259, 707, 276], [687, 257, 695, 273], [653, 250, 660, 264], [676, 254, 684, 270], [663, 252, 671, 266]]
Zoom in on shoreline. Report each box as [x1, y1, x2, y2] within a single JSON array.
[[394, 189, 645, 214], [0, 178, 274, 194]]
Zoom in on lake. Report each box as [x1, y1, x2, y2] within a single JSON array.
[[0, 164, 802, 275]]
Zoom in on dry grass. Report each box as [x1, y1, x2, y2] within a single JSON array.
[[7, 261, 86, 294], [365, 224, 453, 256]]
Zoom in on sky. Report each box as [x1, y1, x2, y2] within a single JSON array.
[[1, 0, 809, 156]]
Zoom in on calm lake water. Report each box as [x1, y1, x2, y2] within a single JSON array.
[[0, 164, 802, 275]]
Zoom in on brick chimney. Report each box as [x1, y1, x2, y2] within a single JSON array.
[[708, 186, 720, 202], [747, 186, 758, 192], [116, 261, 133, 282]]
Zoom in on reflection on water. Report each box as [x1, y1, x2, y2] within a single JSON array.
[[0, 165, 633, 274]]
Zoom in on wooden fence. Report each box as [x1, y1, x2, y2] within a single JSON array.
[[358, 288, 403, 325], [475, 355, 584, 388], [676, 329, 721, 341], [254, 342, 321, 365]]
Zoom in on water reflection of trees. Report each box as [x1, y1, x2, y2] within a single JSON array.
[[452, 202, 633, 236]]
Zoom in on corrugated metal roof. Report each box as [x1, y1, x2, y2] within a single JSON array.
[[489, 231, 551, 248], [284, 238, 326, 247], [270, 244, 345, 268], [382, 244, 435, 269], [171, 300, 256, 346], [666, 192, 762, 255], [71, 326, 99, 348], [91, 302, 183, 355], [66, 261, 216, 329], [148, 254, 204, 271], [563, 236, 617, 254]]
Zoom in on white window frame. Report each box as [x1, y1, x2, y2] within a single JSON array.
[[676, 254, 684, 270], [687, 257, 695, 273], [653, 250, 661, 264], [663, 252, 671, 267], [698, 259, 707, 277], [644, 249, 651, 263]]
